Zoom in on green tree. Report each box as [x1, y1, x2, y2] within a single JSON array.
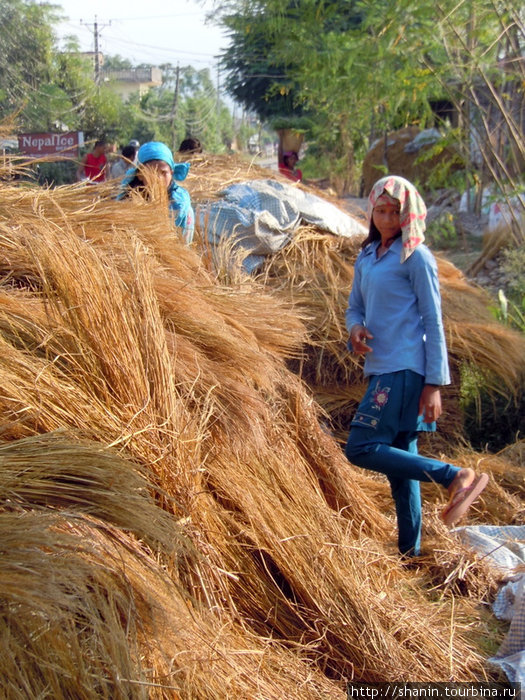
[[0, 3, 232, 158], [0, 1, 130, 142], [179, 66, 233, 152], [213, 0, 524, 194], [101, 55, 133, 71], [124, 65, 234, 154], [0, 0, 60, 127], [416, 1, 525, 203], [219, 5, 303, 121], [52, 38, 99, 132], [213, 0, 371, 190]]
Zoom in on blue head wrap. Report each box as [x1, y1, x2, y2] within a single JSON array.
[[136, 141, 190, 181], [117, 141, 193, 239]]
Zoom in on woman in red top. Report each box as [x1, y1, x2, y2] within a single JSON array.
[[76, 141, 107, 183], [278, 150, 302, 182]]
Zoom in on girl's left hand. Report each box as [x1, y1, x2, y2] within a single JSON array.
[[419, 385, 442, 423]]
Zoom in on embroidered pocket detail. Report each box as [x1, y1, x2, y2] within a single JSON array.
[[371, 382, 390, 411], [350, 380, 392, 430]]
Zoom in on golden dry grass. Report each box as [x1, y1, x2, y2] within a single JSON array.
[[244, 224, 525, 450], [0, 497, 348, 699], [0, 152, 521, 696]]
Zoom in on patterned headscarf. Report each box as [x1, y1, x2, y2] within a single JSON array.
[[368, 175, 427, 262]]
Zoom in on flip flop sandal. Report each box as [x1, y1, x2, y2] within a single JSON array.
[[441, 473, 489, 527]]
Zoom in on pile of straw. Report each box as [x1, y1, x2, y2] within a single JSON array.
[[360, 126, 464, 196], [0, 153, 521, 697], [180, 155, 525, 449], [254, 229, 525, 450]]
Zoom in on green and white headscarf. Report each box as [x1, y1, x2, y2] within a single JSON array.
[[368, 175, 427, 263]]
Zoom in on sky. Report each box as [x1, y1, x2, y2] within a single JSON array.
[[54, 0, 230, 72]]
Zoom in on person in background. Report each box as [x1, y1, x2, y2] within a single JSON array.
[[178, 137, 202, 155], [105, 142, 121, 178], [76, 140, 107, 183], [128, 140, 140, 164], [278, 150, 302, 182], [110, 144, 137, 180], [345, 175, 488, 558], [117, 141, 194, 244]]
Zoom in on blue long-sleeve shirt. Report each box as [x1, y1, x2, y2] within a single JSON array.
[[345, 238, 450, 385], [168, 184, 194, 244]]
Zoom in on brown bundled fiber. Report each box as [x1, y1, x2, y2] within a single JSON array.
[[0, 433, 358, 699], [0, 512, 347, 699], [179, 152, 525, 450], [0, 169, 516, 696], [250, 226, 525, 449], [361, 126, 463, 196]]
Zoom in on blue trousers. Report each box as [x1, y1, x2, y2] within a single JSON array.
[[345, 371, 460, 556]]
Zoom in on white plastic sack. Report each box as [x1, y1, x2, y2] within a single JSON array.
[[199, 179, 367, 271], [455, 525, 525, 695], [486, 195, 525, 236]]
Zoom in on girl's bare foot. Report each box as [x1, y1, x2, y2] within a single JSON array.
[[442, 469, 489, 527], [446, 468, 476, 501]]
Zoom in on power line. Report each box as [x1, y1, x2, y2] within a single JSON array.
[[101, 33, 222, 59], [64, 12, 204, 23], [56, 3, 227, 68], [58, 22, 222, 67]]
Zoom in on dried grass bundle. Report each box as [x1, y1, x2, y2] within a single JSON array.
[[247, 225, 525, 447], [0, 431, 187, 552], [197, 445, 490, 681], [0, 507, 350, 699], [258, 229, 362, 386], [497, 439, 525, 468], [411, 528, 503, 602], [183, 152, 278, 202], [0, 163, 518, 693], [0, 120, 30, 182]]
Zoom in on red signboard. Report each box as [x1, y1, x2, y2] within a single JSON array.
[[17, 131, 83, 159]]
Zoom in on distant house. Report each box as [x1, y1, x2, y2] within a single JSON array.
[[69, 52, 163, 101], [101, 67, 162, 101]]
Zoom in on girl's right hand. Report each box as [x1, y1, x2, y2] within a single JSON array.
[[349, 324, 373, 354]]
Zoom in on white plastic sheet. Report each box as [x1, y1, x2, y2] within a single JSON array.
[[198, 179, 367, 272], [455, 525, 525, 695]]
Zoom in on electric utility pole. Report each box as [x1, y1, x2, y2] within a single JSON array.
[[170, 64, 181, 152], [216, 64, 221, 149], [80, 15, 111, 86]]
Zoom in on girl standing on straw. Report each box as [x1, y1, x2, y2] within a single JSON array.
[[345, 175, 488, 557], [118, 141, 194, 244]]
